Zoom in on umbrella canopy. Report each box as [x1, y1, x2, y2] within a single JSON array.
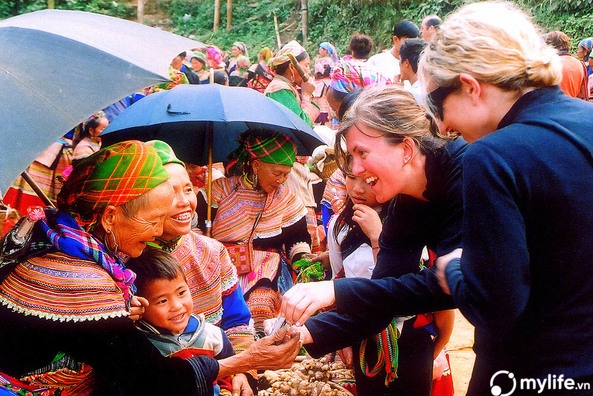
[[101, 84, 326, 165], [0, 9, 203, 193]]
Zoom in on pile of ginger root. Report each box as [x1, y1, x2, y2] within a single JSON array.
[[258, 355, 354, 396]]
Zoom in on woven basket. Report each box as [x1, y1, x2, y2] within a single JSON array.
[[313, 150, 338, 179]]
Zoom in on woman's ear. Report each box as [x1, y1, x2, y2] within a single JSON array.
[[100, 205, 118, 231], [401, 137, 416, 166], [459, 73, 482, 101]]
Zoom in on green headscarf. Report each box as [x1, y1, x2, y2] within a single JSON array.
[[57, 140, 169, 225], [227, 130, 297, 175], [146, 140, 185, 167]]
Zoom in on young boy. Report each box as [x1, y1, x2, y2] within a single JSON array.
[[126, 248, 235, 396]]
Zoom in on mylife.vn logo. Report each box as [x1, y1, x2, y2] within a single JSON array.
[[490, 370, 591, 395]]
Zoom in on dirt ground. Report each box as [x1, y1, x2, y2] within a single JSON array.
[[447, 310, 476, 395]]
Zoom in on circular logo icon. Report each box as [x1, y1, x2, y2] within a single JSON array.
[[490, 370, 517, 396]]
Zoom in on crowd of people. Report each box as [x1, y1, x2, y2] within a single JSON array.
[[1, 2, 593, 395]]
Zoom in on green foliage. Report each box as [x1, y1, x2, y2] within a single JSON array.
[[0, 0, 134, 19], [292, 258, 325, 283], [3, 0, 592, 56], [166, 0, 299, 61]]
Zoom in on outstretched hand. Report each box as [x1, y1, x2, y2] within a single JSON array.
[[280, 281, 336, 326]]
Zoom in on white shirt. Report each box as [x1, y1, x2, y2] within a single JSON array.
[[367, 49, 400, 83]]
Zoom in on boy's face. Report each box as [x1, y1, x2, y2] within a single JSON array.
[[141, 272, 193, 335]]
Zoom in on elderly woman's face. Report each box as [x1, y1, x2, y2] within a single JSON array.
[[253, 160, 293, 195], [111, 182, 174, 257], [161, 163, 197, 241]]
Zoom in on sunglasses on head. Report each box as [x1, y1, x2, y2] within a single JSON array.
[[427, 80, 460, 120]]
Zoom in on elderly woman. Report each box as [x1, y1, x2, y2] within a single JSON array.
[[0, 141, 300, 395], [146, 140, 258, 394], [265, 40, 320, 127], [197, 130, 312, 338], [280, 2, 593, 395]]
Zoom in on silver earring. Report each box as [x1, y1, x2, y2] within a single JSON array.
[[253, 173, 258, 186], [106, 229, 119, 255]]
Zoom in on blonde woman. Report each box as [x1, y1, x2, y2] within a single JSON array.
[[281, 2, 593, 395]]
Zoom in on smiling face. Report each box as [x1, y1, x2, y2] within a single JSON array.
[[252, 160, 293, 194], [160, 163, 197, 241], [109, 182, 174, 257], [141, 271, 193, 335], [344, 124, 407, 203]]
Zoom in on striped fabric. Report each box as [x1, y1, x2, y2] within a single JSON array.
[[210, 176, 309, 294], [329, 59, 392, 94], [0, 252, 128, 322]]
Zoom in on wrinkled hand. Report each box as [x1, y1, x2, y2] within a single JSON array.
[[128, 296, 148, 322], [246, 326, 302, 370], [435, 248, 462, 295], [352, 204, 382, 243], [231, 373, 253, 396], [280, 281, 335, 326]]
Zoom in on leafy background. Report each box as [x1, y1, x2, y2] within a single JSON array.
[[3, 0, 593, 57]]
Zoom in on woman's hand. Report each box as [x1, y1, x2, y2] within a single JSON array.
[[128, 296, 148, 322], [305, 251, 330, 271], [435, 248, 463, 295], [280, 281, 335, 326], [231, 373, 253, 396], [352, 204, 382, 244]]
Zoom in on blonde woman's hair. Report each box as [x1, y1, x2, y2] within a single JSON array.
[[419, 2, 561, 97], [334, 85, 446, 173]]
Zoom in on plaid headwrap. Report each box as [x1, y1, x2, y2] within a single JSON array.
[[57, 140, 169, 226], [146, 140, 185, 167], [269, 40, 308, 68], [329, 59, 392, 94], [227, 131, 297, 173]]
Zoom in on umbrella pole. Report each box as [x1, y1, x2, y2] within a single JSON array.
[[21, 171, 56, 209], [206, 124, 213, 238]]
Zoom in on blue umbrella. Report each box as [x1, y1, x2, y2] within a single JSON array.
[[0, 9, 203, 194], [102, 83, 327, 235], [102, 84, 326, 165]]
